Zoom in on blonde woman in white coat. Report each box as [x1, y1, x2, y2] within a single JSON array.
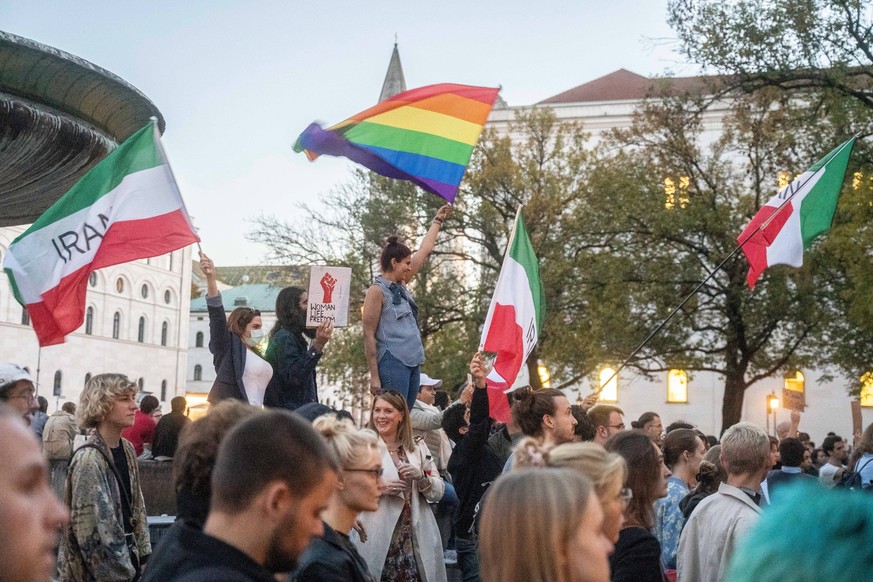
[[354, 389, 446, 582]]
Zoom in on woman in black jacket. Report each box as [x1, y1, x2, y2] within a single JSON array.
[[605, 430, 671, 582], [293, 414, 383, 582], [201, 252, 272, 405]]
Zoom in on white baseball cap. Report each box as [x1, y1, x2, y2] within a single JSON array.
[[0, 364, 35, 390], [419, 373, 443, 388]]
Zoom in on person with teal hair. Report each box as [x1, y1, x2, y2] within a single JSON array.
[[727, 481, 873, 582]]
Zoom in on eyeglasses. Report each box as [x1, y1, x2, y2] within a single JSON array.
[[608, 423, 625, 430], [344, 467, 384, 478], [619, 487, 633, 502]]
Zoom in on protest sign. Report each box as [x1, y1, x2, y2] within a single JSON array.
[[306, 266, 351, 327], [782, 387, 805, 412]]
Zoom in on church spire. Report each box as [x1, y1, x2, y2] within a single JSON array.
[[378, 41, 406, 102]]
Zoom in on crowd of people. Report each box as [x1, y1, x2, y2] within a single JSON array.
[[3, 208, 873, 582]]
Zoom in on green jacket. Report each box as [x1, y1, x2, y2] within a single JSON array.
[[58, 433, 151, 581]]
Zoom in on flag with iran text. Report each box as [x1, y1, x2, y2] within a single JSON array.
[[479, 209, 545, 422], [738, 138, 854, 288], [3, 122, 200, 346]]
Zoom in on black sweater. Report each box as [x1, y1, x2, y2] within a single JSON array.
[[446, 386, 504, 539]]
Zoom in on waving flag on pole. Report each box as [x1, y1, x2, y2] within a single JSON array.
[[738, 138, 854, 288], [3, 121, 200, 346], [479, 208, 545, 422], [294, 83, 501, 203]]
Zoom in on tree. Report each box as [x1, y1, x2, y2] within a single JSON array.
[[667, 0, 873, 398], [668, 0, 873, 109]]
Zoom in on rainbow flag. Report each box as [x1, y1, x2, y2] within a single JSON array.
[[294, 83, 501, 202]]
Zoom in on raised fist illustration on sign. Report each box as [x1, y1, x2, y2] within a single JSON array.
[[320, 272, 337, 303]]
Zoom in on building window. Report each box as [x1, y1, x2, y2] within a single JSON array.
[[195, 331, 204, 348], [138, 317, 146, 343], [116, 278, 125, 293], [164, 289, 172, 304], [53, 370, 62, 397], [667, 369, 688, 403], [85, 306, 94, 335], [20, 308, 29, 326], [599, 368, 618, 402], [141, 284, 149, 299], [664, 176, 690, 209], [84, 373, 92, 387], [89, 272, 97, 287], [138, 378, 144, 391], [194, 365, 202, 382], [168, 252, 174, 272], [161, 380, 167, 402], [112, 312, 121, 339], [861, 373, 873, 407], [161, 322, 169, 347]]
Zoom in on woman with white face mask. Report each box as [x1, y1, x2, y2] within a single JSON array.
[[263, 285, 333, 410], [201, 251, 273, 407]]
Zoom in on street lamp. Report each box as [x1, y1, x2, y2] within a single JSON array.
[[767, 391, 780, 436]]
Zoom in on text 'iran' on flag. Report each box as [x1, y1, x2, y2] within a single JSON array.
[[738, 138, 855, 288], [294, 83, 501, 203], [479, 208, 545, 422], [3, 121, 200, 346]]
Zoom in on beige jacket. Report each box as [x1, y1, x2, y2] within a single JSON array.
[[677, 482, 762, 582], [352, 440, 446, 582]]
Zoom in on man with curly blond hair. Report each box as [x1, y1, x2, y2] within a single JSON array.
[[57, 373, 151, 581]]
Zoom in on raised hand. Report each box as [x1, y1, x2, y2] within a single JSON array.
[[320, 272, 337, 303]]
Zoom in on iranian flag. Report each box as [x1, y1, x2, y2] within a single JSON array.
[[3, 122, 200, 347], [738, 138, 855, 288], [479, 209, 545, 422]]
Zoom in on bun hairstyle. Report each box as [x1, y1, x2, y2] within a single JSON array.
[[512, 437, 551, 469], [379, 235, 413, 272], [631, 411, 659, 430], [510, 387, 565, 438], [313, 414, 379, 469]]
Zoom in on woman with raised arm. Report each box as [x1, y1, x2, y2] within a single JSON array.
[[263, 286, 333, 410], [353, 390, 446, 582], [200, 252, 272, 406], [362, 205, 452, 411]]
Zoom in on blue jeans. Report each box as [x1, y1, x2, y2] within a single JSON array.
[[456, 537, 480, 582], [377, 350, 420, 411]]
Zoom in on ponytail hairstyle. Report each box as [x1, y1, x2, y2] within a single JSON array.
[[312, 414, 379, 470], [511, 388, 565, 438], [379, 235, 413, 273]]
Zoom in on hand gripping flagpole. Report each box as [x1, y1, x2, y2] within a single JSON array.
[[591, 134, 860, 397]]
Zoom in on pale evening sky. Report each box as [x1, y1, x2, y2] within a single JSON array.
[[2, 1, 692, 265]]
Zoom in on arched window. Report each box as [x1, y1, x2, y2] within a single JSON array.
[[161, 380, 168, 402], [164, 289, 172, 304], [112, 312, 121, 339], [84, 373, 92, 387], [116, 278, 125, 293], [667, 369, 688, 403], [20, 308, 29, 326], [53, 370, 62, 396], [85, 306, 94, 335], [138, 317, 146, 343], [141, 284, 149, 299], [89, 272, 97, 287], [138, 378, 144, 391], [195, 331, 204, 348], [194, 365, 202, 382], [161, 322, 169, 346], [168, 252, 174, 272]]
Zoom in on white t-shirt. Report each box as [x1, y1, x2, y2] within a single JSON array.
[[818, 462, 845, 488], [242, 353, 273, 407]]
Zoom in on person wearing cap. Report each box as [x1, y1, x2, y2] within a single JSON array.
[[0, 363, 38, 424]]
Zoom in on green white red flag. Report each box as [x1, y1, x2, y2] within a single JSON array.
[[3, 122, 200, 346], [479, 208, 545, 422], [738, 138, 855, 288]]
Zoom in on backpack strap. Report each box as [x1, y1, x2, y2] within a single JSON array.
[[74, 443, 133, 523]]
